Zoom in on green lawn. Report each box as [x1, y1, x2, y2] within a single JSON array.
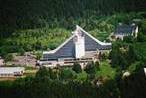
[[96, 60, 116, 79], [76, 60, 116, 81], [76, 71, 87, 81]]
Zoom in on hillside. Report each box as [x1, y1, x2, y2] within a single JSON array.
[[0, 0, 146, 55], [0, 0, 146, 35], [0, 1, 146, 98]]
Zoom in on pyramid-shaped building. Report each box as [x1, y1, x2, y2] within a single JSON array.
[[39, 25, 111, 67]]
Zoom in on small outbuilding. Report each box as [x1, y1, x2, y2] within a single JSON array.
[[0, 67, 25, 77], [111, 23, 138, 40]]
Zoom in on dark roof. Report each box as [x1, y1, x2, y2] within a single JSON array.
[[84, 33, 111, 51], [43, 34, 111, 60], [43, 38, 75, 60], [115, 24, 137, 35]]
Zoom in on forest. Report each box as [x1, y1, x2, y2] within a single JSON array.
[[1, 0, 146, 31], [0, 0, 146, 98], [0, 61, 146, 98], [0, 0, 146, 55]]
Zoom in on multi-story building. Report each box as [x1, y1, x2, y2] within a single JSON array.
[[38, 25, 112, 67]]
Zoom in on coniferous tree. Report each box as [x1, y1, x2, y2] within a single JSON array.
[[84, 61, 95, 74], [127, 45, 137, 63], [137, 32, 145, 42], [72, 62, 82, 73]]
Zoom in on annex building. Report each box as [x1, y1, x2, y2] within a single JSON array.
[[0, 67, 25, 77], [111, 23, 138, 40]]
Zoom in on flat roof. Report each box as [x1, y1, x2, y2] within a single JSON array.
[[0, 67, 25, 74]]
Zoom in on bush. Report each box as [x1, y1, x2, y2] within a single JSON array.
[[35, 52, 42, 60], [141, 19, 146, 34], [94, 61, 100, 70], [35, 67, 50, 79], [60, 68, 76, 80], [19, 47, 25, 56], [128, 62, 144, 73], [123, 36, 135, 43], [72, 62, 82, 73], [84, 62, 96, 74], [4, 54, 14, 62], [137, 32, 145, 42], [101, 52, 109, 60]]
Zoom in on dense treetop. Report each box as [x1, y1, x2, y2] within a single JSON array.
[[0, 0, 146, 32]]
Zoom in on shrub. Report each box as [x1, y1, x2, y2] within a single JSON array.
[[94, 61, 100, 70], [72, 62, 82, 73], [60, 68, 76, 80], [4, 54, 14, 62], [84, 62, 95, 74]]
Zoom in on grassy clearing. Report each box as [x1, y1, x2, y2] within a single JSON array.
[[24, 67, 38, 77], [76, 71, 87, 81], [96, 60, 116, 79], [75, 60, 116, 81]]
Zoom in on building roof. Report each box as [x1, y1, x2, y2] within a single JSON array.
[[114, 23, 137, 35], [0, 67, 25, 74], [43, 25, 111, 60]]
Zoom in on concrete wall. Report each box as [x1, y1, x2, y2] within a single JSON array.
[[75, 37, 85, 58]]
